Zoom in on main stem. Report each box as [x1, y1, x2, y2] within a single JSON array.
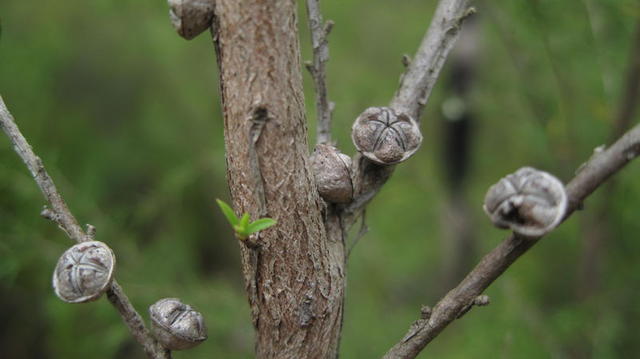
[[212, 1, 345, 357]]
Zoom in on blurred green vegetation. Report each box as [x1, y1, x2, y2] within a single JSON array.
[[1, 0, 640, 358]]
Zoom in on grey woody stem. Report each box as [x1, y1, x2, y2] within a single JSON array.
[[346, 0, 473, 226], [0, 98, 87, 243], [390, 0, 473, 120], [382, 123, 640, 359], [107, 283, 172, 358], [305, 0, 334, 145], [0, 95, 170, 359]]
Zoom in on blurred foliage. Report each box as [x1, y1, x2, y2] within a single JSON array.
[[1, 0, 640, 358]]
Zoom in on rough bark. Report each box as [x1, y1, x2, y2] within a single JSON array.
[[211, 1, 345, 357]]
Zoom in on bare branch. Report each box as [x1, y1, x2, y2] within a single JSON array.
[[382, 123, 640, 359], [107, 282, 171, 359], [577, 19, 640, 297], [610, 21, 640, 141], [347, 209, 369, 257], [0, 95, 170, 359], [0, 102, 86, 243], [391, 0, 474, 120], [345, 0, 473, 228], [305, 0, 334, 145]]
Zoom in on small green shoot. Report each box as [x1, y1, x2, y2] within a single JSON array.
[[216, 199, 277, 240]]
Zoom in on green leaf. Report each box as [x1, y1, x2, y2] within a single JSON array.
[[233, 225, 247, 239], [247, 218, 277, 234], [216, 200, 275, 240], [216, 199, 239, 226], [239, 213, 250, 230]]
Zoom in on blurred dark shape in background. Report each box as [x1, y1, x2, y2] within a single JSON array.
[[438, 15, 479, 291]]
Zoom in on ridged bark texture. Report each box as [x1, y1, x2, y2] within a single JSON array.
[[212, 1, 345, 358]]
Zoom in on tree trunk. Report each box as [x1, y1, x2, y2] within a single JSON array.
[[212, 1, 345, 357]]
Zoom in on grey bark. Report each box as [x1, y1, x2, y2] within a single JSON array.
[[390, 0, 475, 120]]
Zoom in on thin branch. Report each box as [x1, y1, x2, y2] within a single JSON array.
[[382, 122, 640, 359], [305, 0, 334, 145], [345, 0, 473, 228], [577, 19, 640, 297], [0, 95, 170, 359], [0, 104, 86, 243], [391, 0, 474, 120], [347, 209, 369, 258], [610, 21, 640, 141], [107, 282, 171, 359]]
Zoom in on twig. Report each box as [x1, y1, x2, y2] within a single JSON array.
[[305, 0, 334, 145], [107, 282, 171, 359], [610, 21, 640, 141], [391, 0, 473, 120], [346, 0, 473, 227], [382, 123, 640, 359], [0, 102, 87, 243], [347, 209, 369, 257], [0, 95, 170, 359], [577, 19, 640, 297]]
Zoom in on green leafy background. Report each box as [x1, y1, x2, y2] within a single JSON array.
[[1, 0, 640, 358]]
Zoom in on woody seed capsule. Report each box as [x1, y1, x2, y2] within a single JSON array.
[[52, 241, 116, 303], [351, 107, 423, 165], [150, 298, 208, 350], [311, 144, 353, 203], [483, 167, 567, 237]]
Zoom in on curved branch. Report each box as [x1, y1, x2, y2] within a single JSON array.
[[382, 123, 640, 359], [0, 95, 170, 359]]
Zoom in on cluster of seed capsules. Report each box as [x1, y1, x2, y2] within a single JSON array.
[[52, 241, 207, 351], [51, 108, 567, 353], [313, 106, 567, 237]]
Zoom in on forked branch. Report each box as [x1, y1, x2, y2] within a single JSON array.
[[383, 123, 640, 359], [0, 95, 170, 359]]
